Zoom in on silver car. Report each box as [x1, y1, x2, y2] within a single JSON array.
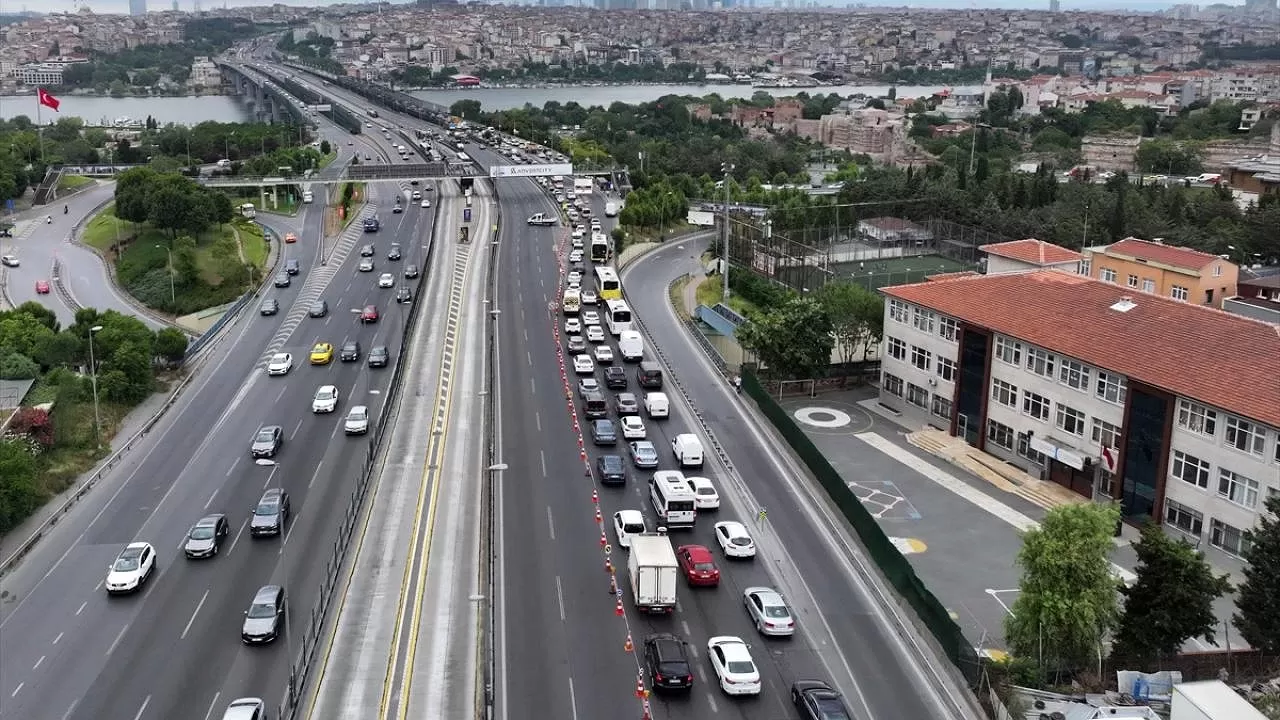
[[629, 440, 659, 468], [743, 586, 795, 636], [358, 257, 375, 272], [241, 585, 285, 644]]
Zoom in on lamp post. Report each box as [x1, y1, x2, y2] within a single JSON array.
[[155, 244, 175, 305], [720, 162, 734, 300], [88, 325, 103, 449], [254, 458, 296, 703], [967, 122, 993, 176]]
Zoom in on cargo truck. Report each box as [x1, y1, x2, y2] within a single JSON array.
[[628, 532, 678, 614]]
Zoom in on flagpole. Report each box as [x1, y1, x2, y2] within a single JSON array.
[[36, 92, 45, 164]]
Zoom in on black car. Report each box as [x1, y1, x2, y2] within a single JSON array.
[[403, 264, 420, 279], [395, 286, 413, 304], [604, 366, 628, 390], [596, 455, 626, 486], [363, 218, 380, 233], [643, 634, 694, 692], [388, 244, 402, 261], [591, 419, 617, 446], [614, 392, 639, 415], [284, 258, 300, 275], [250, 488, 289, 537], [367, 345, 390, 368], [273, 272, 291, 288], [241, 584, 286, 644], [260, 298, 279, 316], [308, 299, 328, 318], [792, 681, 853, 720], [183, 514, 229, 559], [340, 340, 361, 362], [410, 179, 419, 186], [392, 204, 403, 214]]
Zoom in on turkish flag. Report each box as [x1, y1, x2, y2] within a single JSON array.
[[37, 87, 61, 112]]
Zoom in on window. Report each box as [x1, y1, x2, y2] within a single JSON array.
[[888, 299, 908, 323], [883, 372, 904, 397], [1101, 268, 1117, 283], [1026, 348, 1056, 378], [931, 395, 952, 420], [938, 316, 958, 342], [936, 357, 956, 383], [1177, 400, 1217, 437], [887, 337, 907, 361], [911, 345, 932, 371], [1017, 432, 1047, 466], [1164, 500, 1204, 537], [1171, 285, 1189, 302], [1059, 359, 1090, 391], [1141, 278, 1155, 293], [912, 307, 935, 333], [1079, 258, 1091, 276], [1092, 418, 1121, 449], [1056, 404, 1087, 436], [994, 336, 1022, 366], [1171, 450, 1211, 489], [1210, 519, 1251, 557], [1096, 372, 1128, 405], [1023, 391, 1051, 422], [1213, 264, 1223, 277], [1225, 417, 1265, 457], [1127, 273, 1139, 288], [1275, 438, 1280, 464], [907, 383, 929, 408], [991, 379, 1018, 408], [1218, 468, 1260, 509], [987, 419, 1014, 450], [1098, 469, 1116, 497]]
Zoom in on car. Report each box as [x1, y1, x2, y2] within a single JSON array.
[[310, 342, 334, 365], [567, 335, 587, 353], [593, 345, 614, 365], [567, 270, 583, 285], [404, 263, 420, 279], [360, 305, 379, 323], [687, 476, 720, 510], [566, 278, 581, 291], [581, 290, 598, 305], [596, 454, 627, 485], [706, 637, 761, 695], [613, 392, 639, 415], [629, 440, 659, 468], [378, 272, 395, 289], [273, 272, 290, 288], [387, 244, 402, 260], [308, 299, 329, 318], [572, 354, 594, 375], [577, 378, 601, 396], [421, 199, 430, 208], [367, 345, 390, 368], [644, 633, 695, 692], [360, 244, 375, 257], [312, 384, 340, 413], [677, 544, 720, 587], [250, 488, 290, 537], [260, 299, 281, 317], [0, 254, 19, 267], [345, 405, 370, 435], [564, 318, 582, 335], [284, 258, 300, 275], [570, 259, 586, 274], [35, 279, 51, 294], [743, 586, 796, 636], [792, 680, 853, 720], [618, 415, 646, 440], [585, 415, 616, 443], [603, 366, 627, 389], [267, 352, 293, 376], [568, 249, 584, 263], [358, 257, 375, 272], [105, 542, 157, 594], [250, 425, 283, 458], [411, 190, 422, 200], [241, 585, 286, 644], [586, 326, 606, 343], [184, 514, 230, 559], [340, 340, 361, 362], [395, 286, 413, 304], [714, 521, 756, 559], [582, 310, 601, 326], [612, 509, 645, 548]]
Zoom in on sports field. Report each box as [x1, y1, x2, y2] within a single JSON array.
[[838, 255, 972, 291]]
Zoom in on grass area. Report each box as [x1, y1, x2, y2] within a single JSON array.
[[24, 375, 60, 406], [238, 221, 267, 267], [58, 174, 94, 191], [318, 151, 338, 168], [81, 203, 122, 253], [37, 399, 135, 497], [693, 275, 759, 316]]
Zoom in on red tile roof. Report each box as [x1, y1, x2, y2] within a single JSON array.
[[981, 239, 1083, 266], [1105, 238, 1224, 272], [883, 270, 1280, 427], [926, 271, 982, 281]]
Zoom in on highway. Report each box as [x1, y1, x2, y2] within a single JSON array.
[[0, 116, 439, 720]]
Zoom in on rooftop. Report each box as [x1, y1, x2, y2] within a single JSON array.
[[981, 239, 1083, 266], [883, 270, 1280, 428], [1100, 237, 1227, 272]]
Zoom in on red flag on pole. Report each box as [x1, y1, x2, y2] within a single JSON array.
[[37, 88, 61, 112]]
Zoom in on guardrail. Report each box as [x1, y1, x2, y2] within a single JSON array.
[[50, 258, 82, 312], [480, 181, 502, 720]]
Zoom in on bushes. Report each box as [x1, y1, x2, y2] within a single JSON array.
[[730, 271, 792, 309]]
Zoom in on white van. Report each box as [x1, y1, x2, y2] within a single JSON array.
[[302, 190, 313, 204], [649, 470, 696, 528], [672, 433, 703, 468], [563, 288, 581, 315], [644, 392, 669, 419], [618, 330, 643, 362]]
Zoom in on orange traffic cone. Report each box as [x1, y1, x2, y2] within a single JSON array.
[[600, 530, 608, 548], [604, 558, 613, 574], [595, 508, 603, 524], [624, 633, 634, 653], [634, 673, 646, 698], [616, 597, 625, 616], [592, 489, 598, 505], [641, 699, 651, 720]]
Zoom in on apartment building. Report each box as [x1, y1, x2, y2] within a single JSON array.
[[1082, 237, 1238, 309], [878, 269, 1280, 557]]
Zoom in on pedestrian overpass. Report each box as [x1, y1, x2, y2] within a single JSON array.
[[195, 161, 629, 188]]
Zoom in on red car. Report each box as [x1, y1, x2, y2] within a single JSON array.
[[35, 280, 50, 294], [677, 545, 720, 587], [360, 304, 379, 323]]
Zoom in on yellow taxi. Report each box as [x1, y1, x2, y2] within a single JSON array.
[[284, 232, 298, 244], [309, 342, 334, 365]]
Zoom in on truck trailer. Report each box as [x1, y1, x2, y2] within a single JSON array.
[[627, 533, 678, 614]]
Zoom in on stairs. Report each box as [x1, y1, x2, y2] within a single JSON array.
[[906, 429, 1087, 512], [31, 166, 63, 206]]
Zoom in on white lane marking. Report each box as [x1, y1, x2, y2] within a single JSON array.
[[529, 377, 535, 395], [535, 411, 541, 432], [75, 601, 87, 616], [132, 695, 151, 720], [202, 692, 221, 720], [309, 461, 324, 489], [225, 459, 238, 478], [182, 590, 209, 640], [567, 677, 579, 720], [706, 693, 719, 713], [526, 350, 532, 366], [280, 517, 297, 553], [52, 632, 64, 645], [546, 506, 555, 541], [60, 700, 78, 720], [106, 624, 129, 656], [274, 387, 287, 404], [681, 620, 691, 635], [227, 519, 248, 556], [32, 655, 45, 670], [205, 489, 219, 508], [290, 418, 303, 440], [11, 682, 23, 698], [540, 450, 547, 477], [555, 576, 566, 621]]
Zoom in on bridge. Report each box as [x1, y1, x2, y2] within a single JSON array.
[[193, 160, 649, 187], [213, 62, 313, 127]]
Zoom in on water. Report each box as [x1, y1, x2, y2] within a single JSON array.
[[0, 94, 254, 125]]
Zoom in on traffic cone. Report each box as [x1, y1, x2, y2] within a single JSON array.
[[592, 489, 598, 505], [608, 574, 617, 596], [624, 633, 634, 653], [579, 450, 588, 463], [573, 421, 581, 433], [604, 558, 613, 574], [595, 508, 603, 524], [634, 673, 646, 698], [641, 699, 651, 720], [616, 597, 625, 617], [600, 530, 608, 548]]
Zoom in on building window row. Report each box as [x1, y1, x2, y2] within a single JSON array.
[[1177, 398, 1276, 461], [1165, 502, 1252, 559], [888, 300, 959, 345]]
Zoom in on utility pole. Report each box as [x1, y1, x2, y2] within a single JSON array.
[[721, 162, 733, 300]]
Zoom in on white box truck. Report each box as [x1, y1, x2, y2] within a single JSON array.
[[618, 330, 643, 362], [627, 533, 678, 614], [604, 200, 619, 217], [1172, 681, 1266, 720]]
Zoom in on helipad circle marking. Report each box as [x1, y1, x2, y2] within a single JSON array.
[[794, 406, 853, 428]]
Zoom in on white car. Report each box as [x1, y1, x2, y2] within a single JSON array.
[[420, 199, 430, 208], [569, 250, 584, 263], [312, 385, 340, 413], [612, 510, 646, 549], [105, 542, 157, 594], [581, 290, 599, 305], [619, 415, 646, 440], [593, 345, 614, 364], [344, 405, 369, 435], [586, 326, 606, 343], [706, 636, 761, 695], [582, 310, 601, 326], [565, 318, 582, 335], [266, 352, 293, 376], [687, 476, 720, 510], [573, 354, 594, 375], [714, 521, 756, 559], [743, 586, 796, 636], [378, 273, 395, 288], [571, 228, 584, 240], [567, 270, 582, 285]]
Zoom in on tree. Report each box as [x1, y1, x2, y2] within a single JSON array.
[[451, 99, 483, 120], [1110, 523, 1231, 662], [1005, 503, 1122, 671], [1233, 494, 1280, 653], [320, 139, 331, 155], [815, 282, 883, 372], [154, 327, 189, 364], [0, 352, 40, 380], [735, 296, 834, 380], [0, 438, 42, 533]]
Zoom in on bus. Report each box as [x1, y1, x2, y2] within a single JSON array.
[[589, 232, 610, 263], [604, 299, 633, 336], [562, 288, 581, 316], [649, 471, 696, 528], [573, 177, 593, 196], [594, 267, 622, 301]]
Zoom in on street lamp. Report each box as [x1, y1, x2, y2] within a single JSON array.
[[88, 325, 103, 448], [254, 458, 296, 703], [720, 162, 735, 300], [155, 244, 175, 305]]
